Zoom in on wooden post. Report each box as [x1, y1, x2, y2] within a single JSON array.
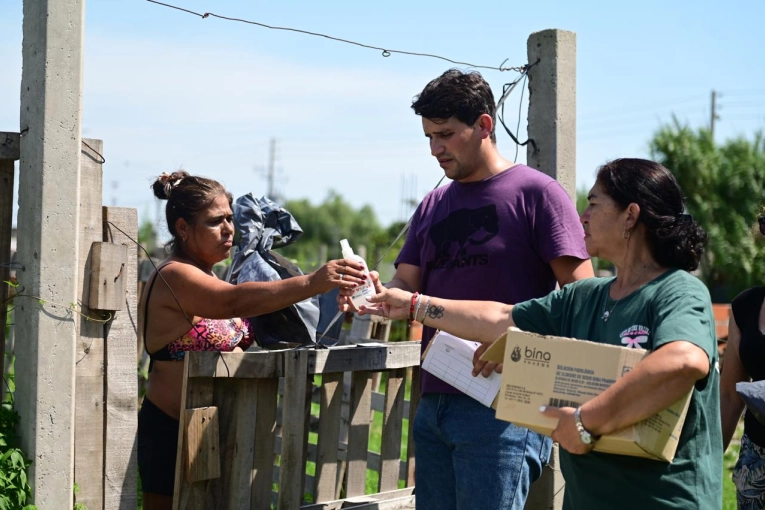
[[524, 29, 577, 510], [74, 139, 105, 510], [15, 1, 85, 506], [278, 350, 310, 510], [103, 207, 139, 509], [0, 132, 19, 394]]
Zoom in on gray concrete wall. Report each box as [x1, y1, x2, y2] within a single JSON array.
[[15, 0, 85, 507]]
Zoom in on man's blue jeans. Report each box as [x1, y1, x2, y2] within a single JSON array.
[[413, 393, 551, 510]]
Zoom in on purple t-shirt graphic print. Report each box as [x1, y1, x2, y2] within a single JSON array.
[[396, 165, 589, 394]]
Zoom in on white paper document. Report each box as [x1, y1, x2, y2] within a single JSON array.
[[422, 331, 502, 407]]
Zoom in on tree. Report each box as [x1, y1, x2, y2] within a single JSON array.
[[279, 190, 388, 272], [137, 218, 158, 256], [650, 121, 765, 301]]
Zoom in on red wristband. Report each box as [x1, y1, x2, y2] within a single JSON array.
[[409, 292, 420, 321]]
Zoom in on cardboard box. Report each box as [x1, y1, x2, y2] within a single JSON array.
[[481, 328, 692, 462]]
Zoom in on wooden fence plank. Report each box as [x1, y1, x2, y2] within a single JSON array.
[[308, 343, 420, 374], [74, 138, 104, 510], [252, 378, 279, 509], [406, 367, 420, 487], [301, 376, 314, 502], [0, 132, 19, 160], [173, 367, 214, 510], [187, 350, 284, 378], [314, 372, 343, 503], [102, 206, 139, 509], [183, 407, 221, 483], [275, 437, 410, 482], [346, 371, 372, 497], [278, 350, 310, 510], [378, 369, 405, 492], [0, 159, 14, 396], [212, 378, 259, 509], [372, 391, 410, 417], [300, 488, 415, 510]]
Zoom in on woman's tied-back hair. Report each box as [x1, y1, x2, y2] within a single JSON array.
[[151, 171, 233, 255], [596, 158, 708, 272], [411, 69, 498, 143]]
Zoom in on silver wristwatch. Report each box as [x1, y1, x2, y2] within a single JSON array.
[[573, 407, 597, 445]]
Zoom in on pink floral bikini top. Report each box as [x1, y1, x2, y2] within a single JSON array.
[[143, 264, 254, 363]]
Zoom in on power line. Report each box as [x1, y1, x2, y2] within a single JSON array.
[[146, 0, 526, 73], [722, 90, 765, 97], [579, 96, 707, 122], [579, 106, 708, 129]]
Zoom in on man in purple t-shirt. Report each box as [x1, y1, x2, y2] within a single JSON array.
[[390, 70, 592, 509]]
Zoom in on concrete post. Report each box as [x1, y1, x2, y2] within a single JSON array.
[[527, 29, 577, 202], [523, 29, 576, 510], [15, 0, 85, 507]]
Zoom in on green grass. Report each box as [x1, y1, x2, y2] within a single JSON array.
[[722, 420, 743, 510], [305, 373, 411, 497]]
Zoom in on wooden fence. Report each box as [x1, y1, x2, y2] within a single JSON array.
[[173, 342, 421, 510], [1, 132, 138, 509]]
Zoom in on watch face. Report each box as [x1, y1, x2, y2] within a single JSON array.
[[580, 432, 592, 445]]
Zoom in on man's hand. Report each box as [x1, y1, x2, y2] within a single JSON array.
[[472, 342, 503, 377]]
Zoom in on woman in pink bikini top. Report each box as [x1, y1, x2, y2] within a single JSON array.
[[137, 171, 367, 510]]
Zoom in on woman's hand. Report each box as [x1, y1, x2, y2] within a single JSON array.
[[357, 281, 413, 320], [309, 259, 366, 294], [540, 405, 595, 455]]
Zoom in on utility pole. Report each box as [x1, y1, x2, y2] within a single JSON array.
[[710, 90, 720, 141], [267, 137, 276, 199]]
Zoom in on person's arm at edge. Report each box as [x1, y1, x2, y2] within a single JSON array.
[[720, 314, 749, 450]]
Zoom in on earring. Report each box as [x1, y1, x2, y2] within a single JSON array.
[[622, 229, 631, 239]]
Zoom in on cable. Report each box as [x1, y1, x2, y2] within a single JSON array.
[[105, 220, 232, 377], [513, 72, 528, 163], [146, 0, 524, 73], [81, 140, 106, 164], [495, 62, 538, 157]]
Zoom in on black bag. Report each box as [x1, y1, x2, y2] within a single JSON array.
[[227, 194, 320, 347]]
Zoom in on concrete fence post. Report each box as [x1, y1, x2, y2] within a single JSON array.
[[15, 0, 86, 507], [524, 28, 577, 510], [527, 29, 578, 202]]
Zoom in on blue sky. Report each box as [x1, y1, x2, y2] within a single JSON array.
[[2, 0, 765, 235]]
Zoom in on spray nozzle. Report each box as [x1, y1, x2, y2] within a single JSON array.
[[339, 239, 354, 259]]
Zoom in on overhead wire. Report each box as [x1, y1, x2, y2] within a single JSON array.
[[146, 0, 524, 73]]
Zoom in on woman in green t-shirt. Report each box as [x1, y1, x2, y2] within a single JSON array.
[[357, 158, 722, 510]]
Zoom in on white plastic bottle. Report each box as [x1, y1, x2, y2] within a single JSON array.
[[340, 239, 376, 310]]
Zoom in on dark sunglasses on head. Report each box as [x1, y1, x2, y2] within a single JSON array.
[[759, 216, 765, 236]]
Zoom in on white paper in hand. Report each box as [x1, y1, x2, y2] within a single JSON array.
[[421, 331, 501, 407]]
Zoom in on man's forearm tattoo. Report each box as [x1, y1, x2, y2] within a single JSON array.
[[426, 304, 444, 320]]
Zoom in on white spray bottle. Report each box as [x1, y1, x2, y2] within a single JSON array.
[[340, 239, 376, 310]]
